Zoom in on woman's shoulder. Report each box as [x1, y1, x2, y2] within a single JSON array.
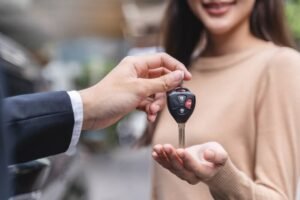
[[268, 45, 300, 66], [265, 44, 300, 73], [255, 45, 300, 98]]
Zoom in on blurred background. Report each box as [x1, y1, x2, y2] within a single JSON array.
[[0, 0, 299, 199]]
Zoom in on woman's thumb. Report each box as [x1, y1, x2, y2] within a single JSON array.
[[204, 149, 228, 166]]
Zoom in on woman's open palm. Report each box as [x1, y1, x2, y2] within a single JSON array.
[[152, 142, 228, 185]]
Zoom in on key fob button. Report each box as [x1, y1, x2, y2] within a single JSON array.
[[179, 108, 186, 114], [177, 95, 186, 103], [167, 87, 196, 123], [185, 99, 192, 109]]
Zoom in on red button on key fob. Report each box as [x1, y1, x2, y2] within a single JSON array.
[[185, 99, 192, 109]]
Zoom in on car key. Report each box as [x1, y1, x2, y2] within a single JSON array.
[[167, 87, 196, 148]]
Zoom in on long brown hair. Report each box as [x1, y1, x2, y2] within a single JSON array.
[[163, 0, 296, 67], [137, 0, 295, 147]]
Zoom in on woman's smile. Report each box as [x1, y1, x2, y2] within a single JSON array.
[[202, 1, 236, 16], [187, 0, 254, 35]]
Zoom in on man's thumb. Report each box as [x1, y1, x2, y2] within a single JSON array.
[[144, 70, 184, 96]]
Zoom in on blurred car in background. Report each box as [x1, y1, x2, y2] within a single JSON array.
[[0, 33, 88, 200], [0, 33, 45, 96]]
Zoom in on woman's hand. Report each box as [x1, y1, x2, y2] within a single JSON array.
[[152, 142, 228, 185]]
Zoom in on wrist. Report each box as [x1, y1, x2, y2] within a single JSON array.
[[204, 158, 247, 198], [79, 87, 95, 130], [205, 158, 234, 185]]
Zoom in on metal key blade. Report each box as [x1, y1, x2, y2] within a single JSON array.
[[178, 123, 185, 148]]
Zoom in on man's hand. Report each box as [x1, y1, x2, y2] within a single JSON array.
[[152, 142, 228, 185], [79, 53, 192, 130]]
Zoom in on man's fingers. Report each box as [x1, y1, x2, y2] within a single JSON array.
[[126, 53, 191, 80], [136, 97, 153, 109], [148, 68, 170, 78], [146, 103, 160, 122], [157, 53, 191, 80], [143, 70, 184, 96], [136, 93, 165, 122], [149, 93, 165, 113]]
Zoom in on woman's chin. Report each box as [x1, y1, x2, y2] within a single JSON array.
[[206, 26, 232, 36]]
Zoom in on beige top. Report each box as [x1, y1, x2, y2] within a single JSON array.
[[152, 43, 300, 200]]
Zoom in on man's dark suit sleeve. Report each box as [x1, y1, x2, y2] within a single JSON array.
[[3, 91, 75, 164]]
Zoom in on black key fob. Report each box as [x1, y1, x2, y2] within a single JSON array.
[[167, 87, 196, 123]]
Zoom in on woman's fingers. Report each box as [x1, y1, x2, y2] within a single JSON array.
[[153, 142, 228, 184], [177, 143, 228, 181], [162, 144, 200, 184], [162, 144, 183, 169], [153, 144, 172, 169], [176, 148, 213, 181]]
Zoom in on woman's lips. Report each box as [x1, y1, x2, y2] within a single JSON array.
[[202, 1, 235, 16]]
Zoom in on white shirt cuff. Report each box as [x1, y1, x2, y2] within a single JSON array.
[[65, 91, 83, 155]]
